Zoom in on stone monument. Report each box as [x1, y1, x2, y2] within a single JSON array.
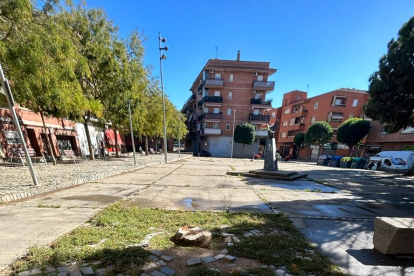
[[264, 123, 279, 171]]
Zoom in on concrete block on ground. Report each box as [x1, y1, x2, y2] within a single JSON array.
[[373, 217, 414, 255]]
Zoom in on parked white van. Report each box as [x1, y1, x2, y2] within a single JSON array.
[[375, 151, 414, 168], [367, 156, 408, 172]]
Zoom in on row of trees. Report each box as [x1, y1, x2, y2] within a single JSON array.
[[294, 118, 371, 157], [0, 0, 187, 162]]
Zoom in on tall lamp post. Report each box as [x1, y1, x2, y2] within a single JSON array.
[[231, 109, 236, 158], [0, 63, 39, 186], [127, 99, 136, 166], [159, 32, 169, 164], [178, 113, 181, 158]]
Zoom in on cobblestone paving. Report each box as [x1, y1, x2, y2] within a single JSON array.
[[0, 153, 186, 203]]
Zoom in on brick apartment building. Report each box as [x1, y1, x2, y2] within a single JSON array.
[[268, 88, 370, 159], [182, 52, 276, 157], [267, 88, 414, 159]]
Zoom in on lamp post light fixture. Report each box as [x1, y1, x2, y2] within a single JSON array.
[[127, 99, 136, 166], [231, 109, 236, 158], [159, 32, 168, 164]]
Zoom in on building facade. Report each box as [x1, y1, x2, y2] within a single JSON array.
[[272, 88, 370, 159], [182, 52, 276, 157]]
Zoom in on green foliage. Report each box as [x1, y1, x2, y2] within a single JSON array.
[[337, 118, 371, 152], [364, 16, 414, 133], [294, 133, 305, 146], [330, 142, 338, 150], [305, 121, 333, 146], [234, 123, 256, 145]]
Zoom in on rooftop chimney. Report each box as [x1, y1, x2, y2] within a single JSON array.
[[237, 50, 240, 61]]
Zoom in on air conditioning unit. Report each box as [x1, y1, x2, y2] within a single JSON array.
[[253, 72, 258, 76], [209, 70, 215, 74]]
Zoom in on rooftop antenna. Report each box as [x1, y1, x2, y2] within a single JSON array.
[[306, 84, 309, 93], [215, 46, 218, 58]]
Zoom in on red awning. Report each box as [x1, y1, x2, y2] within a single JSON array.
[[104, 129, 124, 146]]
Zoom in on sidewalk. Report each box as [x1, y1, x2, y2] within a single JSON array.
[[0, 153, 187, 204]]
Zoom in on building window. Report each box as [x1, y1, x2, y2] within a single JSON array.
[[352, 99, 359, 107], [226, 124, 230, 130], [272, 112, 276, 118], [213, 108, 219, 114], [329, 112, 344, 122], [349, 114, 354, 118], [314, 102, 319, 109], [229, 74, 233, 82], [333, 96, 347, 107], [284, 108, 290, 114], [203, 107, 208, 113], [214, 91, 220, 96], [228, 91, 232, 99], [227, 108, 231, 115], [289, 118, 295, 125], [257, 75, 264, 81], [281, 132, 287, 138], [253, 109, 260, 115], [215, 73, 221, 79], [282, 121, 288, 126], [310, 117, 316, 124], [213, 123, 220, 129]]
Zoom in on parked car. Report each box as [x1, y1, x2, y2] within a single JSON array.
[[198, 150, 211, 157], [367, 156, 408, 172], [375, 151, 414, 168]]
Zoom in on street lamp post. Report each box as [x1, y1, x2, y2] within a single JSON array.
[[127, 99, 136, 166], [178, 113, 181, 158], [159, 32, 169, 164], [231, 109, 236, 158], [0, 63, 39, 186]]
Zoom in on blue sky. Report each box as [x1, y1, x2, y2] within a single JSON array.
[[80, 0, 414, 109]]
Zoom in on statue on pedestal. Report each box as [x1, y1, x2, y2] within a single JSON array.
[[264, 121, 279, 171]]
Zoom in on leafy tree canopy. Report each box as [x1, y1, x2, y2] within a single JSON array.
[[364, 16, 414, 133], [305, 121, 333, 146], [294, 132, 305, 146], [337, 118, 371, 150], [234, 123, 256, 145]]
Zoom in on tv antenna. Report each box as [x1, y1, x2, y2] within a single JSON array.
[[215, 46, 218, 58]]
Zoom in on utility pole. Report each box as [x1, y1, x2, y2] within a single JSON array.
[[0, 63, 39, 186], [127, 99, 136, 166], [231, 109, 236, 158], [159, 32, 169, 164]]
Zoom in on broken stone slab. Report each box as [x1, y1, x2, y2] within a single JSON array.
[[160, 255, 173, 262], [201, 256, 216, 263], [148, 255, 159, 261], [157, 260, 167, 266], [17, 271, 30, 276], [44, 267, 56, 274], [186, 258, 202, 266], [81, 267, 94, 275], [220, 249, 228, 254], [151, 271, 166, 276], [233, 237, 240, 243], [221, 232, 234, 237], [30, 268, 41, 275], [171, 225, 212, 248], [160, 267, 175, 276], [224, 236, 232, 243], [214, 254, 226, 260], [95, 268, 107, 276], [373, 217, 414, 255], [224, 255, 236, 262], [150, 249, 164, 257]]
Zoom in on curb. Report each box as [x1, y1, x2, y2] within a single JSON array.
[[0, 156, 189, 204]]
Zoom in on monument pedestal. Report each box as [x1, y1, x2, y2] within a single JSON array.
[[264, 138, 278, 171]]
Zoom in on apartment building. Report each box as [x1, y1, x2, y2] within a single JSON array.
[[274, 88, 370, 159], [181, 52, 276, 157]]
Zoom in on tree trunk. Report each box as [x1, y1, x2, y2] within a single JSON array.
[[145, 135, 149, 156], [40, 110, 57, 165], [114, 128, 120, 158], [83, 114, 95, 160], [348, 146, 353, 157], [318, 144, 323, 157], [241, 143, 245, 158]]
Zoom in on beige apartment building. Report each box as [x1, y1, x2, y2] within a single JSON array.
[[181, 52, 276, 157]]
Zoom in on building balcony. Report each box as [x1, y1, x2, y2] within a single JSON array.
[[249, 114, 270, 122], [253, 81, 275, 91], [256, 130, 268, 137], [250, 98, 272, 106], [198, 112, 223, 121], [205, 78, 224, 88], [279, 136, 294, 143], [289, 123, 305, 131], [202, 128, 222, 135], [292, 109, 308, 117], [197, 96, 223, 107]]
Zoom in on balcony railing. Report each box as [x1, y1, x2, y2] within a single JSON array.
[[198, 96, 223, 107], [249, 114, 270, 122], [250, 98, 272, 105], [256, 130, 268, 137], [202, 128, 222, 135], [253, 81, 275, 90], [205, 79, 224, 87], [198, 112, 223, 121], [290, 123, 305, 131]]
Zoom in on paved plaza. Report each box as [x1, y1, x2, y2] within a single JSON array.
[[0, 157, 413, 275]]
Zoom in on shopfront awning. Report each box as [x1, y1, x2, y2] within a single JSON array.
[[104, 129, 124, 146]]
